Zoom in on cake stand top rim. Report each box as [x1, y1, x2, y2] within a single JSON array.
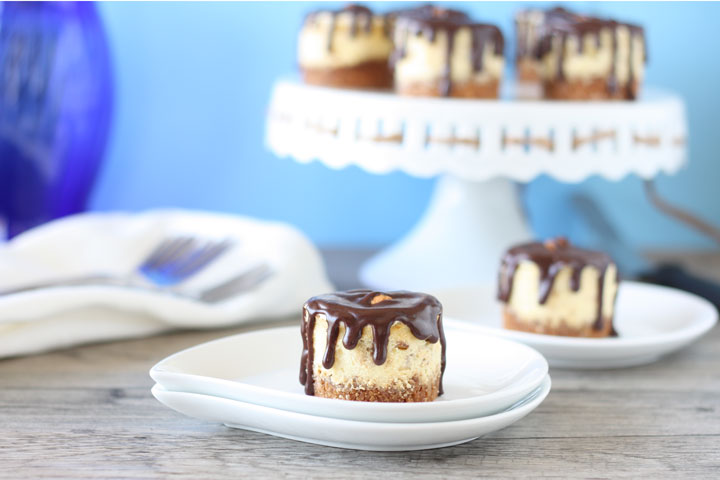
[[266, 77, 688, 183], [270, 76, 685, 108]]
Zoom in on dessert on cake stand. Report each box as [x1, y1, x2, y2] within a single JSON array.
[[266, 79, 687, 290]]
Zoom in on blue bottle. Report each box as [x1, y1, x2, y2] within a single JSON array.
[[0, 2, 112, 238]]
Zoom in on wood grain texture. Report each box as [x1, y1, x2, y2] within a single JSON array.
[[0, 250, 718, 479]]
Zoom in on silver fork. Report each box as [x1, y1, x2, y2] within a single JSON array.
[[197, 263, 274, 303], [0, 236, 259, 300], [139, 236, 234, 286]]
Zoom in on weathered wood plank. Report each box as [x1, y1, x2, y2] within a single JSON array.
[[1, 433, 718, 479]]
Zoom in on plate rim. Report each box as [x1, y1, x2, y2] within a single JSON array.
[[150, 323, 549, 416], [151, 374, 552, 430], [441, 281, 718, 350]]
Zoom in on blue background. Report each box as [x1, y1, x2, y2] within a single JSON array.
[[92, 1, 720, 249]]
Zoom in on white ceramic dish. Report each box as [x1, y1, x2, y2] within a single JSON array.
[[434, 281, 717, 368], [152, 375, 550, 451], [150, 322, 548, 423]]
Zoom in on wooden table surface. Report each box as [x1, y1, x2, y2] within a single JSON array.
[[1, 250, 719, 479]]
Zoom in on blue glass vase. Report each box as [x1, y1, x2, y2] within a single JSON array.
[[0, 1, 112, 238]]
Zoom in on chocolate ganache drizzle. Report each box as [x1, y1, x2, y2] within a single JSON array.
[[516, 7, 580, 60], [305, 4, 381, 53], [300, 290, 445, 396], [497, 238, 618, 331], [534, 7, 646, 99], [391, 6, 504, 97]]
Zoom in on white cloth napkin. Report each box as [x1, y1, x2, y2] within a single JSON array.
[[0, 210, 334, 358]]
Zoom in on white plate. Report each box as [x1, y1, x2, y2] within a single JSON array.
[[150, 322, 548, 423], [151, 375, 550, 451], [434, 281, 717, 368]]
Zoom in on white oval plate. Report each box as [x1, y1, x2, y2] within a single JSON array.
[[434, 281, 717, 368], [152, 375, 550, 451], [150, 322, 548, 423]]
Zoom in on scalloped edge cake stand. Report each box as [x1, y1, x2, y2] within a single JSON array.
[[266, 79, 688, 290]]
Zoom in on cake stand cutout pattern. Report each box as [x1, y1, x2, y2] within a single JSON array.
[[266, 79, 688, 289]]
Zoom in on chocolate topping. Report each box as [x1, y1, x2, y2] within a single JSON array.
[[526, 7, 646, 99], [391, 5, 504, 97], [305, 4, 384, 53], [300, 289, 445, 397], [516, 7, 581, 60], [497, 238, 618, 331]]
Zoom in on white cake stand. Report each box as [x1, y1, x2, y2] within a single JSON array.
[[266, 79, 688, 290]]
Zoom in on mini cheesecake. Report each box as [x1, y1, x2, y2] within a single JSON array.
[[530, 7, 646, 100], [391, 6, 504, 98], [514, 7, 581, 88], [498, 238, 619, 337], [300, 289, 445, 402], [298, 4, 393, 88]]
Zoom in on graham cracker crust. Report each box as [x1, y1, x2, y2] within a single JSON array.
[[503, 308, 614, 338], [397, 78, 499, 99], [302, 60, 392, 89], [517, 58, 541, 83], [543, 78, 639, 100], [313, 374, 440, 402]]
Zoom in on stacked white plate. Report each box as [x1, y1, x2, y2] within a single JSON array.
[[150, 321, 550, 451]]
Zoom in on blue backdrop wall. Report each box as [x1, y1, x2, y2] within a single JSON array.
[[93, 1, 720, 249]]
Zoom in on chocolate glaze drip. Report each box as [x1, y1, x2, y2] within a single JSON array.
[[497, 238, 618, 331], [391, 6, 504, 97], [530, 7, 646, 99], [305, 4, 382, 53], [300, 289, 445, 397], [516, 7, 579, 60]]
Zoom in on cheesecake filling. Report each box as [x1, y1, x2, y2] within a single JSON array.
[[394, 28, 504, 87], [504, 261, 618, 330], [540, 26, 645, 86], [298, 10, 392, 70], [309, 314, 441, 392]]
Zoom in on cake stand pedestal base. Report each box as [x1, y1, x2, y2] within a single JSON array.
[[360, 176, 532, 290]]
